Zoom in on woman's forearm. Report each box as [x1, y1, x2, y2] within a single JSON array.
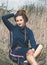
[[2, 13, 14, 31]]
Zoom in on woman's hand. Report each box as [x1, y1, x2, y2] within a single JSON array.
[[26, 48, 35, 56]]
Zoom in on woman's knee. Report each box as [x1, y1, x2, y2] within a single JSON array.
[[26, 52, 34, 61], [26, 54, 35, 64], [38, 44, 43, 50]]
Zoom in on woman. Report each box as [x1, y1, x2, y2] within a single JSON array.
[[2, 9, 43, 65]]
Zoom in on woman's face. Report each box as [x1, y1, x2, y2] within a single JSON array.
[[15, 16, 26, 28]]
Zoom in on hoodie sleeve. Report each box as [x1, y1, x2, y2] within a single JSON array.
[[29, 29, 37, 50], [2, 13, 14, 31]]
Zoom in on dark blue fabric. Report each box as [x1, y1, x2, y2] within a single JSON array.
[[9, 51, 25, 63], [9, 48, 30, 63], [2, 13, 39, 62], [2, 13, 37, 50]]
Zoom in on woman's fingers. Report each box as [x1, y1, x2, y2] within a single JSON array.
[[26, 49, 35, 56]]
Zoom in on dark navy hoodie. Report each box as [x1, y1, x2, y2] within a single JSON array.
[[2, 13, 37, 50]]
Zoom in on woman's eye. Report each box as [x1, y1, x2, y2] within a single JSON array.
[[16, 20, 19, 22], [20, 19, 22, 21]]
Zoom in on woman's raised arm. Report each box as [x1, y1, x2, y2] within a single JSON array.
[[2, 13, 14, 31]]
